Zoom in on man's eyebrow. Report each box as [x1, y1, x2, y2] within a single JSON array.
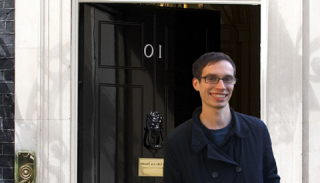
[[204, 73, 223, 76], [203, 74, 234, 77]]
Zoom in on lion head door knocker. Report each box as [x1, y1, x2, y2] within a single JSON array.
[[144, 111, 164, 154]]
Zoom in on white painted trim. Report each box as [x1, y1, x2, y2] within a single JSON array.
[[79, 0, 261, 4], [15, 0, 264, 183], [260, 0, 268, 122], [69, 1, 264, 183], [71, 1, 79, 183]]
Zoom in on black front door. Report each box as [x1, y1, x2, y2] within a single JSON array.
[[78, 4, 220, 183]]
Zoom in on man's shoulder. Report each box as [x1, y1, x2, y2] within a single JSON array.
[[234, 111, 267, 130], [234, 111, 262, 121], [166, 118, 193, 141]]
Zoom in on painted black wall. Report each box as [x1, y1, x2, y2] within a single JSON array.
[[0, 0, 14, 182]]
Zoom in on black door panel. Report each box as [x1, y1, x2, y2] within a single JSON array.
[[78, 4, 220, 183]]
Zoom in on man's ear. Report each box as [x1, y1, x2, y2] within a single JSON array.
[[192, 78, 200, 91]]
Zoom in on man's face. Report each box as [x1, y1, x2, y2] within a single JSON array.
[[193, 60, 235, 110]]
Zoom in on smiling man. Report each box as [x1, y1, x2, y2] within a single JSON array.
[[164, 52, 280, 183]]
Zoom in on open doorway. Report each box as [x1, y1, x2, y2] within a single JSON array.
[[77, 3, 260, 183]]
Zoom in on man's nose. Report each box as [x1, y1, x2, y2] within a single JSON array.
[[216, 79, 226, 89]]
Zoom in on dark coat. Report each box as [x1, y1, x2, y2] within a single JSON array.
[[164, 107, 280, 183]]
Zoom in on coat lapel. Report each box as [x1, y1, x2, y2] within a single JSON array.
[[190, 107, 251, 166]]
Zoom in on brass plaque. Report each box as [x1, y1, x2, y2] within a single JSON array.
[[16, 151, 36, 183], [138, 158, 164, 177]]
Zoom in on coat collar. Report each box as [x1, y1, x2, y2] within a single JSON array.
[[191, 106, 251, 153]]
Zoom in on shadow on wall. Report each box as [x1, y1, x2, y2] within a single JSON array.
[[14, 39, 72, 181], [266, 1, 320, 183]]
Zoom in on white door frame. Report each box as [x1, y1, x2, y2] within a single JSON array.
[[18, 0, 318, 182], [15, 1, 265, 183]]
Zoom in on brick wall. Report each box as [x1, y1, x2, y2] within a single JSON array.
[[0, 0, 14, 182]]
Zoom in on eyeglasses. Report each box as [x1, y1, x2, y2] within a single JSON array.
[[201, 76, 237, 85]]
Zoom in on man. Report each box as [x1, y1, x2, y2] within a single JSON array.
[[163, 52, 280, 183]]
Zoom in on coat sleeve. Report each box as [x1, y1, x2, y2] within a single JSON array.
[[163, 135, 183, 183], [263, 126, 281, 183]]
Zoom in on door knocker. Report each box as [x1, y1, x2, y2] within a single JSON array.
[[144, 111, 164, 154]]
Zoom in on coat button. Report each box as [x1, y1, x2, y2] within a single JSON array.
[[235, 166, 242, 172], [211, 171, 219, 178]]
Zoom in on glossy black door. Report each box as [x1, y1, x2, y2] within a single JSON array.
[[78, 4, 220, 183]]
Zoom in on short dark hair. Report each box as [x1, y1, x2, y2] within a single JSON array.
[[192, 52, 236, 81]]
